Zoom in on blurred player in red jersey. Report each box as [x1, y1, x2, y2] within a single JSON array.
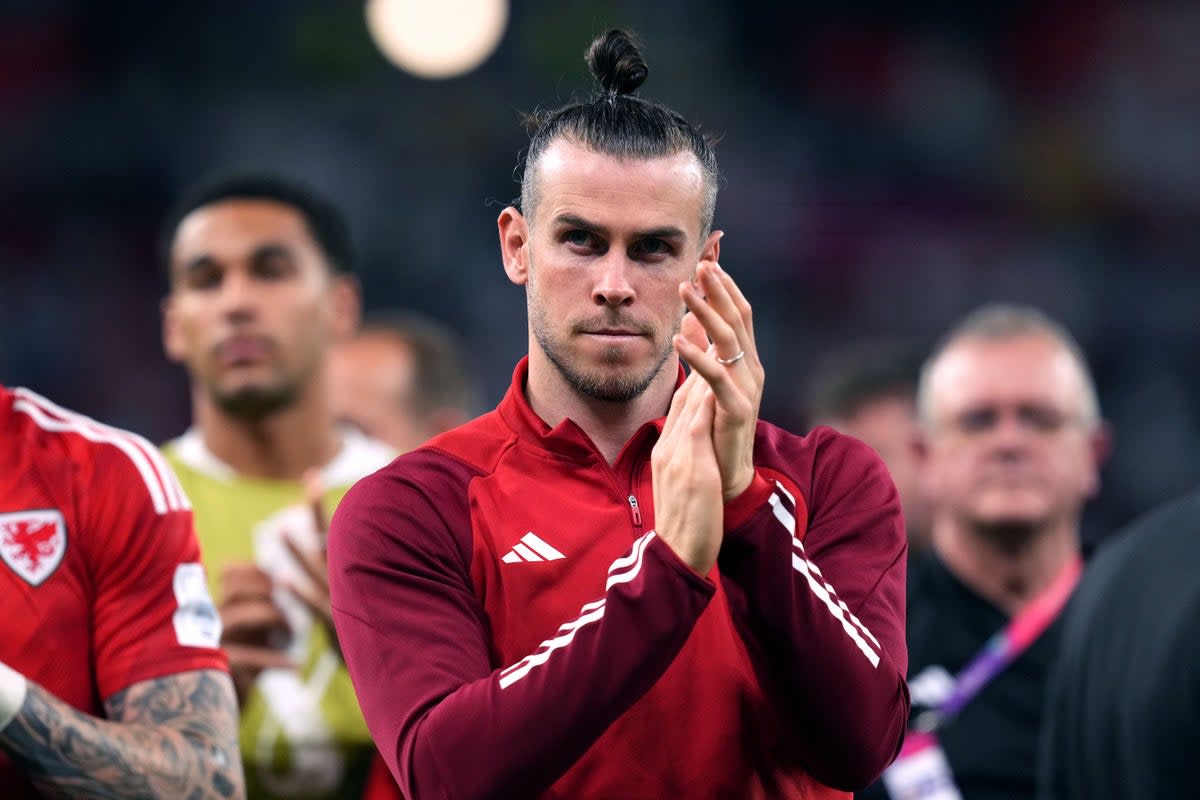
[[328, 29, 909, 799], [0, 386, 243, 798]]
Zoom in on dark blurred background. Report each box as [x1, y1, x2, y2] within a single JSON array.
[[3, 0, 1198, 542]]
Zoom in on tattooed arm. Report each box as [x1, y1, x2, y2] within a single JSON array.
[[0, 668, 245, 800]]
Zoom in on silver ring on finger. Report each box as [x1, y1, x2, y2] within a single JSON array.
[[716, 350, 745, 366]]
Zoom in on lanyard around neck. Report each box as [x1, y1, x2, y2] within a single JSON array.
[[914, 553, 1083, 732]]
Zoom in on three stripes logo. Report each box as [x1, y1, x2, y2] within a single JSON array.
[[501, 532, 566, 564]]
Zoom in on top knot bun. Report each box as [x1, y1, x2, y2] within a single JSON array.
[[586, 29, 648, 96]]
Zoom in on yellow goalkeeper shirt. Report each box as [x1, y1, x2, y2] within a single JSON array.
[[165, 427, 394, 800]]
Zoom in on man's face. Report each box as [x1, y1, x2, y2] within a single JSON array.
[[329, 332, 426, 453], [501, 139, 719, 402], [163, 199, 355, 418], [921, 334, 1102, 533]]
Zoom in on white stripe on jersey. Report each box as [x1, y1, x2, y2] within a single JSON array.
[[16, 388, 190, 512], [768, 489, 881, 667], [13, 389, 189, 514], [500, 531, 657, 689], [520, 532, 565, 561]]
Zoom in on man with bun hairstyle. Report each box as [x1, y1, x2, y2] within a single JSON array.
[[329, 29, 909, 799]]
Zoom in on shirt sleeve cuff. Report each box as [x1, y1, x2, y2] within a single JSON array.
[[723, 470, 773, 531]]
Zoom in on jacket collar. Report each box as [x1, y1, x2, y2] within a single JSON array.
[[497, 357, 681, 461]]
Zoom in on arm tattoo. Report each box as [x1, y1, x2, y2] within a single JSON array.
[[0, 668, 244, 799]]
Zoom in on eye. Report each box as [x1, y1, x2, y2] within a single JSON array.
[[252, 251, 295, 279], [1019, 405, 1068, 433], [564, 230, 598, 249], [182, 262, 222, 291], [956, 407, 997, 434], [633, 238, 673, 258]]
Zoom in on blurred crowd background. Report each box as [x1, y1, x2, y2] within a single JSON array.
[[3, 0, 1198, 544]]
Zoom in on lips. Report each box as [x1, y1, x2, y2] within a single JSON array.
[[214, 336, 273, 366], [588, 329, 641, 337]]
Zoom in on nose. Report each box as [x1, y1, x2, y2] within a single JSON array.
[[217, 269, 259, 321], [987, 412, 1032, 457], [591, 253, 636, 308]]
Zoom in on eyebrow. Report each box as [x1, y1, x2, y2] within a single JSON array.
[[177, 243, 295, 276], [553, 213, 688, 242]]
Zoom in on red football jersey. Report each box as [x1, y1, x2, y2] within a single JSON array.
[[0, 386, 227, 796], [329, 359, 910, 799]]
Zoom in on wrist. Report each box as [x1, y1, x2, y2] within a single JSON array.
[[0, 660, 29, 732], [723, 470, 773, 530], [722, 465, 756, 503]]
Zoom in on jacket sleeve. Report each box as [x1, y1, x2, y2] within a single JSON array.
[[326, 454, 715, 800], [716, 426, 909, 790]]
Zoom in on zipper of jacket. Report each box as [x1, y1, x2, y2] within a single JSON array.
[[627, 494, 642, 528]]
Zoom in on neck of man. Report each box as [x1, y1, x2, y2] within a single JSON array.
[[525, 348, 678, 465], [932, 514, 1079, 617], [192, 377, 342, 481]]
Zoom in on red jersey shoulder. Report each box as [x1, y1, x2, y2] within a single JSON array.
[[422, 408, 516, 477], [4, 387, 191, 517], [753, 421, 894, 506]]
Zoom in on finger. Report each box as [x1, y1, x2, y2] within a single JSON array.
[[678, 364, 715, 422], [302, 469, 329, 541], [690, 390, 717, 436], [219, 601, 291, 642], [282, 578, 331, 626], [222, 562, 273, 586], [222, 643, 295, 672], [220, 565, 275, 604], [283, 534, 328, 593], [661, 370, 700, 441], [711, 263, 757, 355], [679, 276, 740, 364], [674, 331, 747, 415], [697, 262, 745, 343], [220, 582, 275, 607], [679, 310, 710, 355], [682, 381, 717, 451]]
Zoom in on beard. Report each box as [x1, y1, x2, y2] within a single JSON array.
[[208, 379, 298, 419], [968, 520, 1043, 555], [529, 300, 680, 403]]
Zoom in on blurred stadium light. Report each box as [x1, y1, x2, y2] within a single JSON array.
[[365, 0, 508, 79]]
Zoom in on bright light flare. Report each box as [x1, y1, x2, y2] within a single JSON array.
[[365, 0, 508, 80]]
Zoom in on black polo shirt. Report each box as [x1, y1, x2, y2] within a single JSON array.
[[861, 551, 1066, 800]]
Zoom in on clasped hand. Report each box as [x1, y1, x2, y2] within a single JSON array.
[[217, 471, 339, 706], [651, 261, 764, 575]]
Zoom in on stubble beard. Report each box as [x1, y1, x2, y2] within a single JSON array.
[[209, 380, 299, 419], [529, 300, 680, 404]]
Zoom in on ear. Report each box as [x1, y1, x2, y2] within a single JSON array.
[[498, 206, 530, 286], [697, 229, 723, 274], [329, 274, 362, 341], [913, 426, 938, 498], [1083, 420, 1113, 497], [161, 295, 186, 363]]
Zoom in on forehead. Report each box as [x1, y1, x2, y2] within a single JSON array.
[[333, 334, 416, 384], [533, 139, 706, 237], [171, 199, 315, 262], [928, 334, 1088, 415]]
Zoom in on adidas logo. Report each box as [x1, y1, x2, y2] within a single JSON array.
[[501, 532, 566, 564]]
